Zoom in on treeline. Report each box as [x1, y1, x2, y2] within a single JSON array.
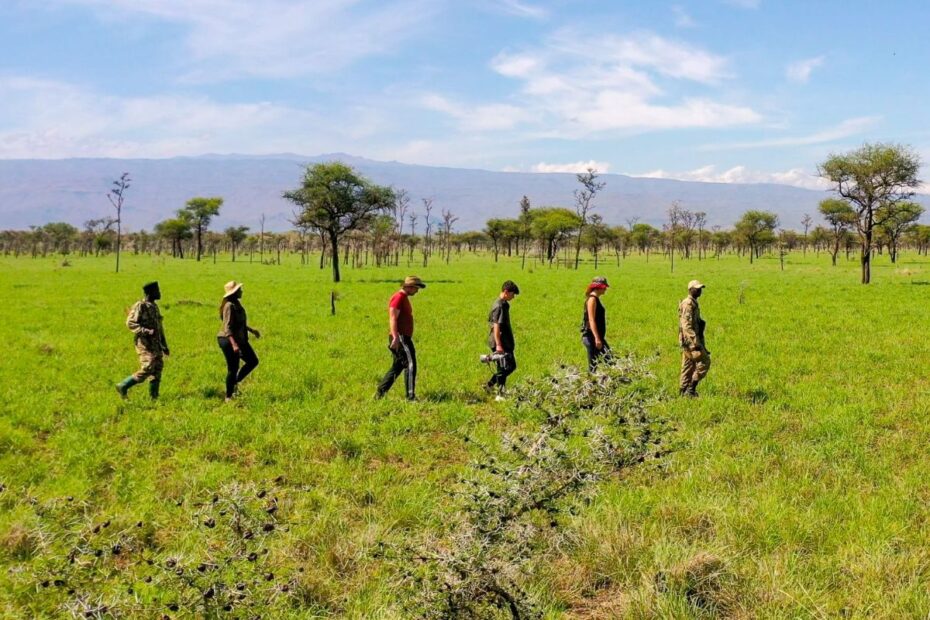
[[3, 144, 928, 283]]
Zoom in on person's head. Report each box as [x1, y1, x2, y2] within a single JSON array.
[[142, 281, 161, 301], [402, 275, 426, 296], [223, 280, 244, 301], [585, 276, 609, 297], [500, 280, 520, 301], [687, 280, 705, 298]]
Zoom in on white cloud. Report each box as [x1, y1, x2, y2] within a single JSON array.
[[529, 160, 611, 173], [786, 56, 825, 83], [0, 76, 353, 158], [421, 94, 532, 131], [672, 5, 697, 28], [636, 164, 829, 190], [423, 30, 759, 138], [700, 116, 880, 150], [495, 0, 548, 20], [54, 0, 432, 79]]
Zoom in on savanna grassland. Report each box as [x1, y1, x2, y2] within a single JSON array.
[[2, 249, 930, 618]]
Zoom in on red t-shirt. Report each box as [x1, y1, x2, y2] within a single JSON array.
[[389, 290, 414, 337]]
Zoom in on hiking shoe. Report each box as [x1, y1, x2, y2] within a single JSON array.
[[494, 395, 506, 402]]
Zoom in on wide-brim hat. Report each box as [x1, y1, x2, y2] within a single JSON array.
[[403, 275, 426, 289], [224, 280, 243, 297], [687, 280, 706, 290]]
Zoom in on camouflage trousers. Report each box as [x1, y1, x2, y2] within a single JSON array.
[[132, 346, 164, 382], [680, 349, 711, 391]]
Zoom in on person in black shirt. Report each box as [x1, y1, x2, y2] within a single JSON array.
[[581, 276, 612, 372], [484, 280, 520, 399]]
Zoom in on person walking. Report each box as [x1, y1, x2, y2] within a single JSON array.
[[117, 281, 169, 400], [376, 275, 425, 401], [581, 276, 612, 372], [217, 280, 261, 402], [484, 280, 520, 399], [679, 280, 711, 397]]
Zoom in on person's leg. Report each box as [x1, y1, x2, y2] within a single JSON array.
[[582, 337, 598, 373], [119, 349, 154, 397], [236, 341, 259, 383], [498, 352, 516, 389], [399, 336, 417, 400], [148, 356, 164, 399], [680, 350, 696, 395], [690, 351, 711, 395], [377, 337, 406, 397], [218, 337, 239, 398]]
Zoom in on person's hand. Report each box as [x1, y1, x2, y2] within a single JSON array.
[[252, 329, 261, 339], [595, 338, 604, 351], [232, 345, 240, 355], [389, 335, 400, 350], [496, 345, 505, 353], [144, 328, 156, 336]]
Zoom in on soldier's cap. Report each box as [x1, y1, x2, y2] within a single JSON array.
[[502, 280, 520, 294], [223, 280, 243, 297], [591, 276, 610, 288], [403, 275, 426, 289], [142, 281, 159, 293], [687, 280, 706, 290]]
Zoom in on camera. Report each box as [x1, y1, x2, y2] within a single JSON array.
[[480, 352, 507, 364]]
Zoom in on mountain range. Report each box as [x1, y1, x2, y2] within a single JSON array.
[[0, 153, 920, 233]]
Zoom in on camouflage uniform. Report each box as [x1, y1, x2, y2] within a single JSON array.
[[679, 294, 710, 394], [127, 299, 167, 383]]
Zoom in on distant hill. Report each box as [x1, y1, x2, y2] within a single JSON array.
[[1, 153, 921, 232]]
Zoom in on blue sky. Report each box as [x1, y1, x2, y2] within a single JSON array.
[[1, 0, 928, 188]]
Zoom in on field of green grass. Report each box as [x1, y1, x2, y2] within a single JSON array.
[[2, 249, 930, 618]]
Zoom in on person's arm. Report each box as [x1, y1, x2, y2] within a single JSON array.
[[493, 323, 504, 352], [388, 306, 401, 349], [126, 303, 153, 336], [586, 296, 603, 349], [222, 303, 240, 353], [248, 326, 261, 338], [679, 301, 699, 350], [160, 319, 169, 355]]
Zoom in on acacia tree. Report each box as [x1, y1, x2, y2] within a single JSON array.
[[224, 226, 250, 262], [818, 198, 856, 267], [181, 196, 223, 261], [283, 162, 395, 282], [880, 201, 924, 263], [573, 168, 605, 269], [819, 143, 921, 283], [735, 210, 779, 263], [107, 172, 130, 272], [531, 207, 581, 264]]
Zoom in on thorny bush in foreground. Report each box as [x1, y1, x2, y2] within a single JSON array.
[[385, 354, 670, 619], [3, 480, 300, 618]]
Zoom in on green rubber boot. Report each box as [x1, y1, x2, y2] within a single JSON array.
[[149, 379, 161, 400], [116, 376, 138, 399]]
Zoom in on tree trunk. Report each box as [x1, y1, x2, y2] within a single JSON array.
[[330, 232, 341, 282], [861, 232, 872, 284]]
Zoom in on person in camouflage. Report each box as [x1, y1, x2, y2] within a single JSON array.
[[116, 281, 169, 399], [679, 279, 710, 397]]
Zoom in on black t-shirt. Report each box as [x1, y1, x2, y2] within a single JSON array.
[[487, 298, 514, 351], [580, 294, 606, 338]]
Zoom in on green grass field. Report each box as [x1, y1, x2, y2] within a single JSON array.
[[2, 250, 930, 618]]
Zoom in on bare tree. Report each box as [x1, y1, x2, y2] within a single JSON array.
[[422, 198, 434, 268], [572, 168, 606, 269], [395, 189, 410, 266], [107, 172, 130, 273], [441, 209, 459, 264], [800, 213, 813, 256]]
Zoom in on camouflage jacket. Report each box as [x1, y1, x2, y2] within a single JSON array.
[[127, 300, 167, 354], [678, 295, 705, 350]]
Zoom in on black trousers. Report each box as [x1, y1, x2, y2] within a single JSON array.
[[487, 349, 517, 391], [581, 336, 612, 372], [377, 335, 416, 399], [218, 336, 259, 398]]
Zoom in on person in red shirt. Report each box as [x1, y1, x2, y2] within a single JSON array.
[[376, 275, 426, 401]]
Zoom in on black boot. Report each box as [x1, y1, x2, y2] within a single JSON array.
[[687, 381, 699, 398], [149, 379, 161, 400], [116, 376, 138, 399]]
